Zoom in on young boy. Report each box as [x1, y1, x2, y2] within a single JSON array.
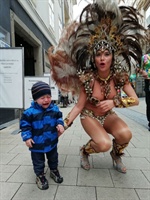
[[20, 81, 64, 190]]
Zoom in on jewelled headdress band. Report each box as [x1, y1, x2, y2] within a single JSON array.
[[93, 40, 114, 54]]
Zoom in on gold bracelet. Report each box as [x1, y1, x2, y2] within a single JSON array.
[[64, 112, 73, 130], [121, 97, 136, 107], [113, 96, 136, 108]]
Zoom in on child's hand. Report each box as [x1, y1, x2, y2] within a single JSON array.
[[56, 124, 65, 137], [25, 138, 35, 148]]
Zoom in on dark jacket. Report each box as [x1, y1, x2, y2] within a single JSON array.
[[20, 101, 64, 153], [144, 79, 150, 92]]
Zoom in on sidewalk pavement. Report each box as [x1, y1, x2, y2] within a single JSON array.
[[0, 98, 150, 200]]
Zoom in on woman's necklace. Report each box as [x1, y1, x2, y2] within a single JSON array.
[[98, 73, 111, 83], [97, 73, 112, 99]]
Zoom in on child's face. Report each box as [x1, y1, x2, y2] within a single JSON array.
[[36, 95, 51, 109]]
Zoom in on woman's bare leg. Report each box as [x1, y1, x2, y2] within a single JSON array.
[[80, 115, 112, 170], [104, 113, 132, 144], [81, 116, 112, 153], [104, 113, 132, 173]]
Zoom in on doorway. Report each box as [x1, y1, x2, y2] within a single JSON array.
[[15, 33, 35, 76]]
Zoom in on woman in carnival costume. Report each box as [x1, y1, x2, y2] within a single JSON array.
[[48, 0, 147, 173]]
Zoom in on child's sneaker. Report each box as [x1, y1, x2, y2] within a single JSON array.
[[36, 174, 49, 190], [50, 169, 63, 183]]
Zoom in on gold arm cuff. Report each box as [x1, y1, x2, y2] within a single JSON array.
[[113, 96, 136, 108], [64, 112, 73, 130], [121, 97, 136, 107]]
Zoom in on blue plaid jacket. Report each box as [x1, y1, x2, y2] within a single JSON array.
[[20, 101, 64, 153]]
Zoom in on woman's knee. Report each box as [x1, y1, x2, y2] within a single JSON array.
[[124, 128, 132, 141], [93, 139, 112, 152], [115, 128, 132, 143]]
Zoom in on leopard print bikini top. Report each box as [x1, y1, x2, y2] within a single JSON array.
[[78, 71, 128, 106]]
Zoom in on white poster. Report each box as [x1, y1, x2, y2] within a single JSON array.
[[0, 48, 23, 108], [24, 76, 50, 109]]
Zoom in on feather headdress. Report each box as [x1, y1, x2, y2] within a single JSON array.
[[48, 0, 146, 94]]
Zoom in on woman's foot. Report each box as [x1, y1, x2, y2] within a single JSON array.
[[110, 151, 126, 173], [80, 146, 90, 170]]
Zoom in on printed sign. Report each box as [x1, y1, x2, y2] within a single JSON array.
[[0, 48, 23, 108]]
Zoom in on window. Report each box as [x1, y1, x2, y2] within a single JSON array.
[[30, 0, 36, 7], [48, 0, 54, 29], [58, 18, 62, 38], [58, 0, 61, 6]]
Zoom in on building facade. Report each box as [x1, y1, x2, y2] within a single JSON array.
[[0, 0, 76, 125]]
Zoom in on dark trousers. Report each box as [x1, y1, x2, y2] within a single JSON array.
[[145, 90, 150, 126], [31, 146, 58, 176]]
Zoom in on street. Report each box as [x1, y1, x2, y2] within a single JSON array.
[[0, 97, 150, 200]]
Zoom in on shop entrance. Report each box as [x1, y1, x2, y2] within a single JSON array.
[[15, 33, 35, 76]]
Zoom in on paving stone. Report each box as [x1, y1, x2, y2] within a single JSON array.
[[0, 172, 12, 182], [58, 145, 80, 155], [142, 170, 150, 182], [77, 168, 113, 187], [96, 187, 139, 200], [7, 165, 37, 183], [126, 148, 150, 158], [8, 144, 29, 154], [0, 182, 21, 200], [0, 164, 18, 173], [55, 185, 96, 200], [121, 157, 150, 170], [110, 169, 150, 188], [8, 153, 32, 165], [12, 183, 57, 200], [135, 189, 150, 200], [64, 155, 81, 167], [0, 144, 17, 153], [0, 153, 17, 164]]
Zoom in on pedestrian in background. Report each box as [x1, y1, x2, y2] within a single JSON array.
[[137, 53, 150, 131], [20, 81, 64, 190]]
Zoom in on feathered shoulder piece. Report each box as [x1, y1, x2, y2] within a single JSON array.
[[48, 0, 147, 94], [48, 21, 81, 94]]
